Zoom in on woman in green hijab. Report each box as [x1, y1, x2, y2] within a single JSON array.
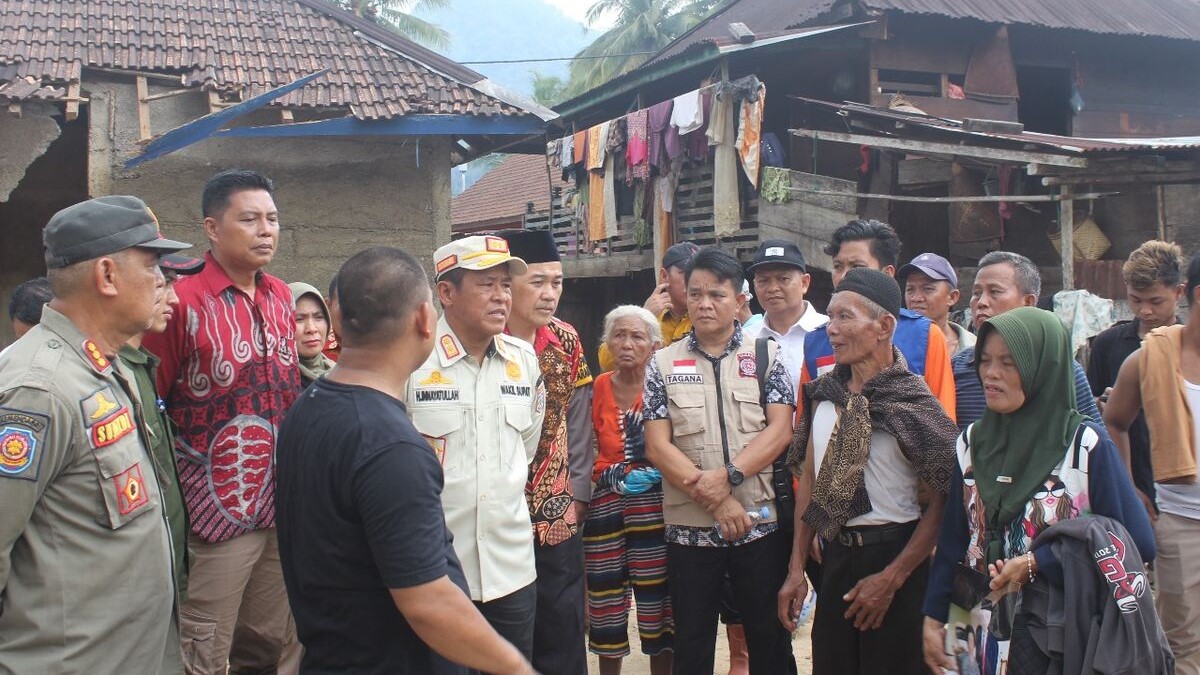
[[288, 282, 336, 386], [921, 307, 1154, 674]]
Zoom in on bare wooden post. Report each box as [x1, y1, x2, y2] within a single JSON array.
[[1059, 185, 1074, 291], [135, 76, 151, 140]]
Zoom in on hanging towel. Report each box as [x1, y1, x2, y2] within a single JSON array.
[[559, 135, 573, 168], [572, 130, 587, 166], [647, 100, 674, 171], [671, 90, 704, 134], [656, 157, 682, 213], [586, 126, 604, 170], [736, 82, 766, 188], [710, 91, 740, 237], [685, 93, 712, 161], [588, 168, 607, 241], [626, 109, 650, 183], [603, 153, 618, 237]]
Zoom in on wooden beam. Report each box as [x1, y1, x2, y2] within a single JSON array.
[[65, 81, 80, 121], [208, 89, 222, 115], [1041, 171, 1200, 186], [1060, 185, 1074, 291], [790, 128, 1089, 168], [1029, 159, 1200, 176], [87, 66, 183, 83], [784, 185, 1112, 203], [141, 88, 197, 103], [898, 157, 953, 187], [135, 76, 151, 140]]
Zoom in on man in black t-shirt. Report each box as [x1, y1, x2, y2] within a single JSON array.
[[276, 247, 537, 675]]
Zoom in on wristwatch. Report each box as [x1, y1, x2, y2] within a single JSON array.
[[725, 462, 744, 486]]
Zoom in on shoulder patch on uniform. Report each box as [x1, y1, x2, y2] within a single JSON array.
[[91, 408, 135, 448], [80, 386, 121, 425], [0, 407, 49, 481], [82, 339, 112, 374], [534, 378, 547, 415], [440, 335, 461, 360], [737, 353, 756, 378], [114, 463, 150, 515]]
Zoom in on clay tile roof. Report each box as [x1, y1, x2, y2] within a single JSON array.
[[452, 154, 569, 230], [0, 0, 524, 119]]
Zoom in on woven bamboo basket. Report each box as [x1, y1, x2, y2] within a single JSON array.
[[1048, 215, 1111, 261]]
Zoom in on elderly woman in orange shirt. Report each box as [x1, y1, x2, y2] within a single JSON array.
[[583, 305, 674, 675]]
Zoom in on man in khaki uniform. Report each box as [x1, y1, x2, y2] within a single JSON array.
[[406, 235, 546, 664], [0, 196, 192, 672]]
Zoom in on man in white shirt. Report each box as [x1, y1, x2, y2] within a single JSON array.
[[745, 239, 828, 393]]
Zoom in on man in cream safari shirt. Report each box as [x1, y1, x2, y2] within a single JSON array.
[[406, 235, 546, 664]]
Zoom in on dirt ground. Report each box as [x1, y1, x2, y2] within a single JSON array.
[[586, 619, 815, 675]]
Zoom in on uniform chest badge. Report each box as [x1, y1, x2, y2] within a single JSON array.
[[81, 387, 121, 423], [82, 340, 111, 373], [0, 426, 36, 475], [672, 359, 697, 374], [506, 359, 522, 381], [91, 408, 135, 448], [419, 370, 453, 386], [114, 463, 150, 515], [738, 353, 757, 378]]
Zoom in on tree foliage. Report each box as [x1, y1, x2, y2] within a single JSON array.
[[529, 71, 569, 107], [563, 0, 723, 99], [327, 0, 452, 49]]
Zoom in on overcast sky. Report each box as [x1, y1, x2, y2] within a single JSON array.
[[541, 0, 615, 29]]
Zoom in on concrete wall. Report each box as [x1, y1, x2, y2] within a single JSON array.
[[85, 74, 453, 295]]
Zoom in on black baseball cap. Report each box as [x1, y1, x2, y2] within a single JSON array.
[[44, 196, 191, 269], [662, 242, 700, 270], [159, 253, 205, 275], [748, 239, 807, 274]]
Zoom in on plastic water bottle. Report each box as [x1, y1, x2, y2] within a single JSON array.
[[714, 506, 771, 537]]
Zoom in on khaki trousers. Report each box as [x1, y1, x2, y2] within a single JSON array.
[[1154, 511, 1200, 675], [179, 529, 300, 675]]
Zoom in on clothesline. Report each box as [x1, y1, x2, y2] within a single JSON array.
[[784, 186, 1117, 203]]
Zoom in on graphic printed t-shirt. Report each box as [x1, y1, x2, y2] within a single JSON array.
[[276, 379, 468, 675]]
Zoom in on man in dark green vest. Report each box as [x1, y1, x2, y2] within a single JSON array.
[[120, 252, 205, 601]]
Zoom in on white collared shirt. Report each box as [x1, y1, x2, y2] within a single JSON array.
[[405, 316, 546, 602], [745, 302, 828, 394]]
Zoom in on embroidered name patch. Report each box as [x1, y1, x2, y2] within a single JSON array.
[[500, 384, 532, 397], [114, 463, 150, 515], [665, 374, 704, 385], [738, 353, 756, 378], [415, 388, 460, 403], [91, 409, 135, 448]]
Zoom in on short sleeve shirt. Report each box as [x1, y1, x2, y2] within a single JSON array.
[[276, 378, 468, 674]]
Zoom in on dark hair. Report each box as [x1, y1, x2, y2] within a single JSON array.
[[332, 247, 430, 346], [978, 251, 1042, 299], [437, 267, 468, 289], [684, 247, 744, 290], [201, 169, 275, 218], [1187, 251, 1200, 307], [8, 277, 52, 325], [824, 219, 902, 268]]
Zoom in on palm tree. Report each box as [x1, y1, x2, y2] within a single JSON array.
[[564, 0, 721, 97], [330, 0, 451, 49], [529, 71, 568, 107]]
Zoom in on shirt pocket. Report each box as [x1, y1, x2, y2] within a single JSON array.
[[732, 389, 767, 434], [411, 409, 463, 471], [91, 441, 157, 529], [666, 390, 706, 443]]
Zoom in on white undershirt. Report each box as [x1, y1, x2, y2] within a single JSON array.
[[1156, 379, 1200, 519], [812, 400, 920, 526]]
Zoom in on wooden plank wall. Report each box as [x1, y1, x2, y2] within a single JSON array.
[[672, 161, 760, 259]]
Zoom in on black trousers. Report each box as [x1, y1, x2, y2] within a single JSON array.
[[532, 532, 587, 675], [667, 531, 797, 675], [811, 523, 928, 675], [468, 582, 537, 674]]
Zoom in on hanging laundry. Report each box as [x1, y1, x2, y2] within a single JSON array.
[[709, 89, 740, 237], [588, 168, 607, 242], [572, 130, 587, 166], [625, 109, 650, 183], [559, 134, 575, 181], [671, 90, 704, 134], [685, 93, 712, 162], [735, 81, 766, 188], [606, 117, 627, 155], [597, 122, 613, 167], [586, 125, 605, 171], [603, 154, 618, 238], [647, 99, 674, 171], [656, 156, 682, 213]]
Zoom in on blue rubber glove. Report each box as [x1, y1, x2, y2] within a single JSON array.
[[621, 467, 662, 495]]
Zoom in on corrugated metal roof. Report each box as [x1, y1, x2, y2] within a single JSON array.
[[452, 154, 569, 230], [650, 0, 1200, 69], [0, 0, 527, 120]]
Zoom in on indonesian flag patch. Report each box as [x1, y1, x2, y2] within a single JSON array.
[[816, 354, 837, 376], [672, 359, 698, 374]]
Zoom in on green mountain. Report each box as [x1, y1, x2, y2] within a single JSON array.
[[415, 0, 599, 97]]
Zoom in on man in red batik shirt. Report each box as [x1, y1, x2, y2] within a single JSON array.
[[144, 169, 302, 675], [498, 230, 594, 675]]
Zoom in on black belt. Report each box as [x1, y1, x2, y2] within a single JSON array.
[[834, 521, 917, 547]]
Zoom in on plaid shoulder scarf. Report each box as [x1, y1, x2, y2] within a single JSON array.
[[786, 348, 958, 540]]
